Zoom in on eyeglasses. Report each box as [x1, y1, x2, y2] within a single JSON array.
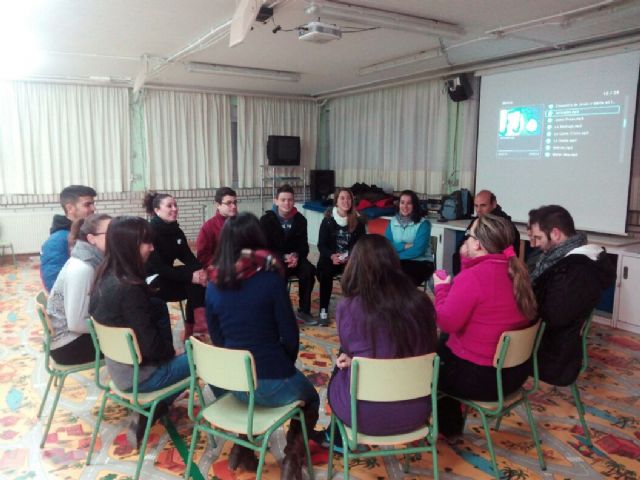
[[221, 200, 238, 206], [93, 232, 107, 236], [463, 230, 477, 241]]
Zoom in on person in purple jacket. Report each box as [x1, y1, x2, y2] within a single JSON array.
[[433, 214, 538, 437], [327, 234, 437, 436]]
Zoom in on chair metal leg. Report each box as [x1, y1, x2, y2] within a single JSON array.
[[184, 424, 199, 479], [403, 453, 411, 473], [327, 415, 336, 479], [40, 374, 66, 448], [523, 396, 546, 470], [479, 412, 501, 480], [37, 375, 54, 418], [87, 393, 108, 465], [570, 383, 592, 447], [135, 405, 156, 480], [257, 435, 269, 479], [432, 443, 439, 480], [298, 410, 315, 480]]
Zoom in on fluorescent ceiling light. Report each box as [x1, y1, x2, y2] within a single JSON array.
[[185, 62, 301, 82], [359, 48, 442, 75], [316, 1, 465, 38]]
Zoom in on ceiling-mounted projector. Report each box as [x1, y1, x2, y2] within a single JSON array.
[[298, 21, 342, 43]]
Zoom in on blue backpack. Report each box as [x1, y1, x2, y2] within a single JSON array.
[[440, 189, 473, 220]]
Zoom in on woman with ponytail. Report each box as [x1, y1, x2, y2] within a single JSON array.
[[47, 213, 112, 364], [432, 214, 537, 437]]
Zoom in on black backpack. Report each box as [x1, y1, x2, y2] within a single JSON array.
[[440, 189, 473, 220]]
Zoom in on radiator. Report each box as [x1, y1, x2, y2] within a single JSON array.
[[0, 211, 58, 254]]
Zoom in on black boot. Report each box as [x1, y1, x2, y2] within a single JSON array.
[[281, 404, 319, 479], [228, 437, 259, 472], [128, 402, 169, 449], [281, 422, 304, 480]]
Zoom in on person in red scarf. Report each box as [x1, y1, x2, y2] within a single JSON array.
[[205, 213, 320, 479]]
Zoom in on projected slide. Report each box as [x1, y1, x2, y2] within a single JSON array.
[[496, 96, 624, 159], [476, 51, 640, 234]]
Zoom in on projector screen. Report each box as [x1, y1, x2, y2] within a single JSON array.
[[476, 51, 640, 235]]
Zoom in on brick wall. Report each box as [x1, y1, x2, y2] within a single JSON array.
[[0, 186, 312, 254]]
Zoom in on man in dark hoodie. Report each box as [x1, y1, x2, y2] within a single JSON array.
[[530, 205, 616, 386], [453, 189, 520, 274], [260, 184, 317, 325], [40, 185, 97, 291]]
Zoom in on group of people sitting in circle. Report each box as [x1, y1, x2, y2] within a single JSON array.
[[40, 183, 615, 478]]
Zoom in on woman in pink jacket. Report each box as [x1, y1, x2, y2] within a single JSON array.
[[433, 214, 537, 437]]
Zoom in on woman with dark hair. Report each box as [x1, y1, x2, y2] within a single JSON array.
[[46, 213, 111, 364], [143, 192, 206, 340], [206, 212, 319, 479], [316, 188, 366, 325], [89, 216, 189, 447], [385, 189, 434, 286], [328, 234, 438, 435], [433, 214, 538, 436]]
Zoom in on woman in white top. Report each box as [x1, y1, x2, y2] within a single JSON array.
[[46, 213, 111, 364]]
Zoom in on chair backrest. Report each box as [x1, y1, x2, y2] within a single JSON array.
[[189, 336, 257, 392], [90, 318, 141, 365], [493, 320, 541, 369], [353, 353, 437, 402], [35, 292, 53, 338]]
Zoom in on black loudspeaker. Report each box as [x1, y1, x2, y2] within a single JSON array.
[[310, 170, 335, 201], [446, 74, 473, 102]]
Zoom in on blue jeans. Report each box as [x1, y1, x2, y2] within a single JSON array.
[[233, 369, 320, 414], [135, 354, 190, 404]]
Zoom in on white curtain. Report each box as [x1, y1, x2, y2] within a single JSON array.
[[0, 81, 129, 194], [236, 96, 318, 188], [328, 80, 449, 195], [144, 90, 232, 190]]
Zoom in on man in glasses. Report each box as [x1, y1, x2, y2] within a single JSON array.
[[40, 184, 97, 291], [196, 187, 238, 267], [529, 205, 615, 386]]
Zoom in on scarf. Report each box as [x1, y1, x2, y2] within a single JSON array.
[[208, 249, 285, 283], [396, 214, 412, 228], [530, 232, 587, 281], [332, 207, 348, 227], [70, 240, 104, 269]]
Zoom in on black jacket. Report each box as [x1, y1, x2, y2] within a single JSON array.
[[317, 211, 366, 259], [259, 209, 310, 261], [534, 250, 616, 386], [89, 272, 176, 365], [146, 216, 201, 283]]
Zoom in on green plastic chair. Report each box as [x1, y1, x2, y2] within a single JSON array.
[[183, 337, 315, 480], [327, 353, 441, 479], [0, 240, 16, 267], [86, 318, 190, 480], [35, 291, 96, 448], [442, 321, 547, 480]]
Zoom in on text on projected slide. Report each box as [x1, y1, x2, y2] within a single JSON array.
[[496, 93, 625, 160]]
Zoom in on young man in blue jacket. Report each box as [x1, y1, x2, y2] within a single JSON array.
[[40, 185, 97, 291]]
